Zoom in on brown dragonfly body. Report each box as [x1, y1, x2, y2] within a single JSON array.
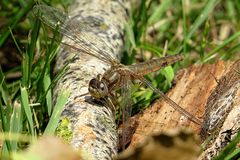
[[33, 5, 202, 127]]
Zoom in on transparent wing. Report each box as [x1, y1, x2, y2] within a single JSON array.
[[33, 4, 119, 65], [119, 74, 132, 149], [138, 77, 202, 125], [121, 75, 132, 124]]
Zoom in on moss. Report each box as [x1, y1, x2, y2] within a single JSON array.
[[56, 117, 73, 143]]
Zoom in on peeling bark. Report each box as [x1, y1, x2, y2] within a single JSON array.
[[127, 60, 240, 159], [199, 60, 240, 159]]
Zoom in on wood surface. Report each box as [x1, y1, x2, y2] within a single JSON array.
[[125, 60, 240, 159]]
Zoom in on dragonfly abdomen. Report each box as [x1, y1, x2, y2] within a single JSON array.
[[128, 54, 184, 76]]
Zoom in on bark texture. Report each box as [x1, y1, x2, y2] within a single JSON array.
[[53, 0, 130, 159]]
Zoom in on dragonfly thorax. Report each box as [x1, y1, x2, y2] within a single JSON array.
[[88, 78, 109, 99]]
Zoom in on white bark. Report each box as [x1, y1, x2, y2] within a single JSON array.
[[53, 0, 130, 159]]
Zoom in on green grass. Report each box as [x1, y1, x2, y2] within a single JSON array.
[[0, 0, 240, 159], [214, 130, 240, 160], [125, 0, 240, 113], [0, 0, 70, 159]]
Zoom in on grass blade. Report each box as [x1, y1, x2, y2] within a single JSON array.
[[44, 73, 52, 116], [44, 91, 70, 135], [0, 0, 35, 47], [214, 130, 240, 160], [20, 86, 34, 135], [9, 103, 22, 151], [177, 0, 219, 53]]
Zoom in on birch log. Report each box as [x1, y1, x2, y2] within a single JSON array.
[[53, 0, 130, 159]]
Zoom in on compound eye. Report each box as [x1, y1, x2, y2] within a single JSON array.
[[89, 78, 98, 87], [88, 86, 94, 92], [99, 82, 108, 97], [99, 83, 106, 91]]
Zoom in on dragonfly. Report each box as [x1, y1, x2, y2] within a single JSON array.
[[33, 5, 202, 130]]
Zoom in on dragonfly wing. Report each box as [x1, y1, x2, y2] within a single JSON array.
[[119, 74, 132, 148], [138, 77, 202, 125], [33, 4, 119, 65]]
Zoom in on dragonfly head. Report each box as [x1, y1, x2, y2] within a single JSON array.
[[88, 78, 108, 99]]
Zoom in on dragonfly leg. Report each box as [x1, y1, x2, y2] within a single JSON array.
[[107, 77, 121, 93], [97, 74, 103, 80], [102, 95, 118, 119]]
